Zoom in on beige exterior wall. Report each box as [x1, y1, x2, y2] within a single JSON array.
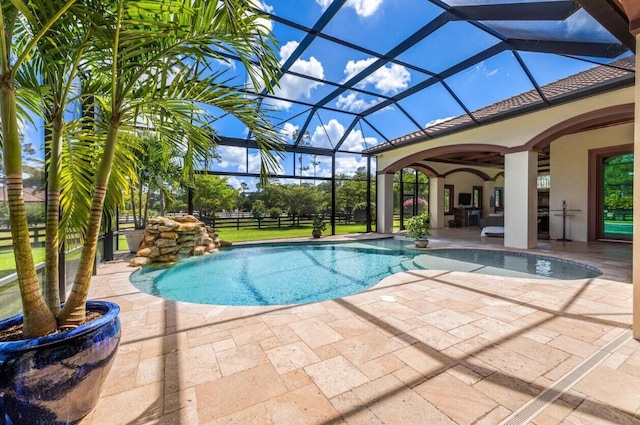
[[550, 122, 634, 241]]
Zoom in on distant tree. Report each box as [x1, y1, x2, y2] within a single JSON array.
[[193, 175, 240, 217], [251, 200, 268, 222]]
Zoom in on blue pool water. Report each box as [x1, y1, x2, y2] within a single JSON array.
[[129, 239, 602, 306]]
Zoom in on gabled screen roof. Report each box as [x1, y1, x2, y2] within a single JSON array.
[[213, 0, 635, 156]]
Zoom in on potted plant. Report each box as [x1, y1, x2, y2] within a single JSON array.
[[312, 216, 327, 238], [0, 2, 282, 423], [406, 213, 431, 248]]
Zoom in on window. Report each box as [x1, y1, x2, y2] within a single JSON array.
[[444, 185, 454, 214], [472, 186, 483, 208], [494, 187, 503, 212]]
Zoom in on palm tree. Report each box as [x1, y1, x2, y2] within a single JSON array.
[[1, 0, 283, 337]]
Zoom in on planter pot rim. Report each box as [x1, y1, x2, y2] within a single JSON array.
[[0, 301, 120, 353]]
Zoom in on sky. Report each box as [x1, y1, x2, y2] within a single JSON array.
[[18, 0, 631, 191]]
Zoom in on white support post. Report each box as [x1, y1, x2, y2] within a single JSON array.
[[504, 150, 538, 249], [376, 173, 394, 234], [429, 177, 444, 229]]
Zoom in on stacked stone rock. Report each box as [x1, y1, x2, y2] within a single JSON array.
[[130, 215, 226, 266]]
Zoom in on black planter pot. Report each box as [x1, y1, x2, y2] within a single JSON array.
[[0, 301, 121, 425]]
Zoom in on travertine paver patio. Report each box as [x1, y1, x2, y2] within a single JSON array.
[[79, 232, 639, 425]]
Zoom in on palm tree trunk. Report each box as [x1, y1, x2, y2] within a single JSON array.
[[1, 76, 57, 337], [58, 120, 119, 326], [44, 120, 63, 315]]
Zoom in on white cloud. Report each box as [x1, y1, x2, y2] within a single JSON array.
[[335, 92, 380, 112], [341, 128, 378, 152], [486, 68, 498, 77], [335, 155, 368, 176], [336, 57, 409, 111], [270, 41, 325, 110], [309, 119, 343, 149], [343, 58, 410, 95], [216, 146, 246, 170], [425, 116, 455, 128], [249, 0, 274, 32], [316, 0, 383, 18], [248, 151, 283, 174], [279, 122, 299, 142]]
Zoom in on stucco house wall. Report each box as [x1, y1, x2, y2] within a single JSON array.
[[550, 122, 633, 241]]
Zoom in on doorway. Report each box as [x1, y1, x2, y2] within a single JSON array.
[[589, 145, 633, 241]]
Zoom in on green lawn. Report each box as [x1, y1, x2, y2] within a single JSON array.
[[216, 223, 369, 243], [0, 247, 45, 279]]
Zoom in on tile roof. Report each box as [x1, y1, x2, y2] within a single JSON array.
[[365, 56, 636, 154]]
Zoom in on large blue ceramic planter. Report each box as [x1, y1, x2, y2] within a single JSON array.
[[0, 301, 121, 425]]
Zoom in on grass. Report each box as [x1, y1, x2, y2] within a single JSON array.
[[0, 246, 45, 280], [216, 223, 369, 243]]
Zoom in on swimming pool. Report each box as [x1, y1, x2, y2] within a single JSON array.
[[129, 239, 602, 306]]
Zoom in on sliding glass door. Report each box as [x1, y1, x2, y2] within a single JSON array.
[[601, 153, 633, 240]]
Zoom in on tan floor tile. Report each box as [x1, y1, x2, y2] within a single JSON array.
[[271, 325, 300, 344], [84, 382, 163, 425], [195, 364, 287, 422], [474, 372, 541, 411], [330, 391, 385, 425], [289, 317, 344, 348], [266, 341, 321, 374], [216, 343, 268, 376], [82, 235, 637, 425], [328, 316, 372, 338], [263, 384, 341, 424], [393, 342, 455, 379], [573, 366, 640, 413], [473, 344, 552, 383], [304, 355, 369, 398], [561, 398, 640, 425], [187, 328, 231, 348], [314, 343, 341, 360], [475, 406, 512, 425], [446, 364, 484, 385], [548, 334, 598, 358], [543, 354, 583, 382], [212, 338, 236, 353], [531, 398, 574, 425], [415, 372, 498, 424], [408, 323, 462, 350], [417, 307, 476, 331], [281, 368, 314, 391], [357, 353, 406, 380], [393, 365, 427, 387], [229, 321, 275, 346], [499, 334, 572, 367], [332, 330, 403, 365], [135, 355, 165, 387], [449, 323, 485, 340], [201, 402, 272, 425], [352, 374, 457, 425]]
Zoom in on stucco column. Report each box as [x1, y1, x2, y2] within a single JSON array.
[[376, 172, 394, 234], [633, 33, 640, 339], [483, 180, 495, 217], [504, 150, 538, 249], [617, 0, 640, 339], [429, 177, 444, 229]]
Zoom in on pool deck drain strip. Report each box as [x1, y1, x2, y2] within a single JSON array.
[[499, 327, 632, 425]]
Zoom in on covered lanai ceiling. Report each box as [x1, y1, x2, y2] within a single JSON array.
[[211, 0, 635, 175]]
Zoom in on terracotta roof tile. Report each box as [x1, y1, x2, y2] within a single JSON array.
[[366, 57, 635, 154]]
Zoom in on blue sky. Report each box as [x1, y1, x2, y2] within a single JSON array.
[[206, 0, 628, 189], [18, 0, 631, 190]]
